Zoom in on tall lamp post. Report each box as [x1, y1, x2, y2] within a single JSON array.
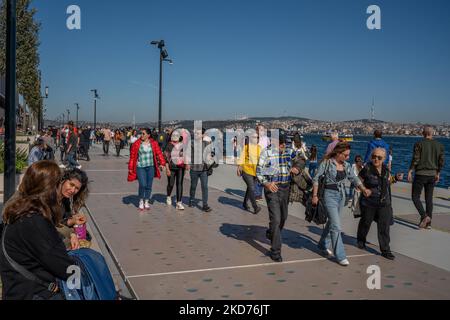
[[150, 40, 173, 133], [39, 82, 48, 131], [67, 109, 70, 122], [75, 103, 80, 128], [4, 0, 17, 202], [91, 89, 99, 130]]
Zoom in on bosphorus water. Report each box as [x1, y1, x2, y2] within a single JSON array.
[[302, 135, 450, 189]]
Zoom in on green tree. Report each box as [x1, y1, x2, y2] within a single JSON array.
[[0, 0, 42, 118]]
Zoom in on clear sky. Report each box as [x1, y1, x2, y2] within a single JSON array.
[[34, 0, 450, 124]]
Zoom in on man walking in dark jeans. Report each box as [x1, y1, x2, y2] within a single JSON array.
[[256, 134, 299, 262], [189, 128, 214, 212], [408, 126, 445, 229]]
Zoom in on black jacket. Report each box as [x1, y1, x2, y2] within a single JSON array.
[[359, 163, 392, 208], [0, 213, 75, 300]]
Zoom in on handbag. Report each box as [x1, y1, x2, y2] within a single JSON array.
[[351, 190, 362, 218], [304, 161, 330, 225]]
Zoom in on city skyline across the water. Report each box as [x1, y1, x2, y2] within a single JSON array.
[[34, 0, 450, 124]]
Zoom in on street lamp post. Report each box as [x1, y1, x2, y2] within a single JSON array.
[[40, 85, 49, 131], [4, 0, 17, 202], [67, 109, 70, 122], [62, 113, 65, 125], [150, 40, 173, 133], [75, 103, 80, 128], [91, 89, 99, 130]]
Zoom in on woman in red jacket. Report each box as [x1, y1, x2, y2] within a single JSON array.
[[128, 128, 169, 211]]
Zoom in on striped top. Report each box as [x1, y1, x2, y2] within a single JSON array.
[[256, 147, 297, 185], [137, 142, 154, 168]]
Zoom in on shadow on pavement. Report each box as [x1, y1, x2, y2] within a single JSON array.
[[224, 188, 246, 198], [307, 225, 380, 255], [220, 223, 320, 256], [122, 195, 140, 208], [218, 196, 245, 210]]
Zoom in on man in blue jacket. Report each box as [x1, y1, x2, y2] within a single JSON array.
[[364, 130, 390, 166]]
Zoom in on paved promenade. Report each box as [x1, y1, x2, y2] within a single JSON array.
[[77, 144, 450, 300]]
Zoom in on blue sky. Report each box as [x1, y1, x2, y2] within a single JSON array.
[[34, 0, 450, 124]]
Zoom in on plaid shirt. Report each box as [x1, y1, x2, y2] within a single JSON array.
[[256, 147, 296, 185], [137, 142, 154, 168]]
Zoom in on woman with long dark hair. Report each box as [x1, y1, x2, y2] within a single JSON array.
[[312, 142, 371, 266], [128, 128, 169, 211], [56, 168, 90, 249], [0, 161, 75, 300], [308, 145, 318, 178]]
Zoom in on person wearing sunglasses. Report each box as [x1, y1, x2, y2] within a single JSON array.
[[128, 128, 169, 211], [312, 142, 371, 266], [357, 148, 403, 260]]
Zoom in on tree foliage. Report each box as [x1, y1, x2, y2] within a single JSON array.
[[0, 0, 42, 117]]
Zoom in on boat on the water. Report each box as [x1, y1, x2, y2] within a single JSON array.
[[321, 132, 354, 142]]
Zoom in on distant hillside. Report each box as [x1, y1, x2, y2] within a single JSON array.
[[248, 116, 311, 122], [342, 119, 387, 123]]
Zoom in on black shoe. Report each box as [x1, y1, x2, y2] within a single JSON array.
[[265, 229, 272, 241], [243, 204, 250, 211], [357, 241, 366, 250], [381, 251, 395, 260], [270, 253, 282, 262], [254, 206, 262, 215], [202, 205, 212, 212], [188, 200, 195, 208]]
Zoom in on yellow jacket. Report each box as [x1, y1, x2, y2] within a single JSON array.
[[237, 144, 262, 177]]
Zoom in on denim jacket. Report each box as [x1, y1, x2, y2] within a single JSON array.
[[312, 159, 362, 193]]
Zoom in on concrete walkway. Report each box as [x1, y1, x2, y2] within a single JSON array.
[[79, 144, 450, 299]]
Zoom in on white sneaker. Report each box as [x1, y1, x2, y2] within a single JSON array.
[[166, 196, 172, 206], [338, 259, 350, 266], [176, 202, 185, 210], [76, 165, 82, 169], [59, 164, 66, 169], [138, 199, 144, 211], [144, 200, 150, 210], [322, 249, 333, 256]]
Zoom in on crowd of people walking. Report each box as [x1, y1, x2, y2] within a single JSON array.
[[1, 121, 446, 299]]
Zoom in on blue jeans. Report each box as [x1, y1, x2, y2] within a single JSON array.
[[66, 152, 79, 168], [254, 181, 263, 198], [190, 171, 208, 207], [318, 189, 346, 261], [137, 166, 155, 200], [309, 162, 318, 178]]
